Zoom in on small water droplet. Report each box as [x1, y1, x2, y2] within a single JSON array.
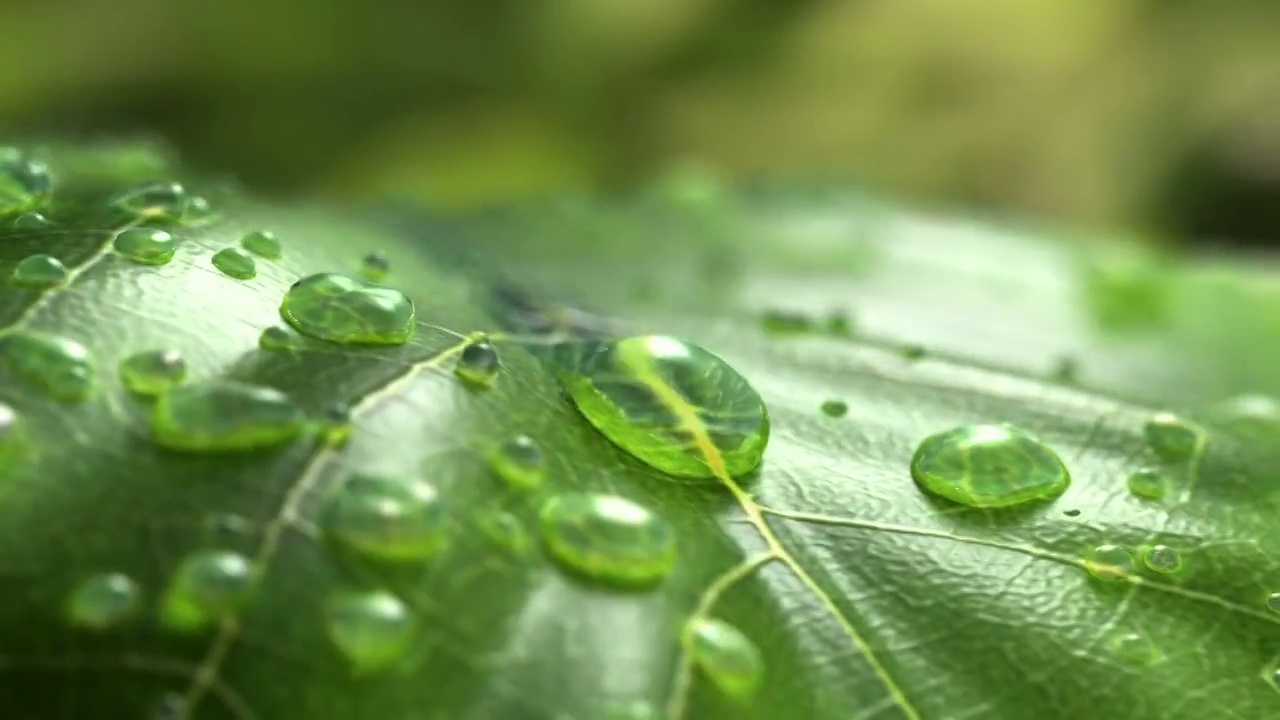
[[320, 403, 353, 446], [900, 344, 927, 360], [687, 617, 764, 702], [1142, 545, 1181, 574], [258, 325, 302, 352], [910, 424, 1070, 508], [0, 331, 94, 402], [322, 475, 446, 562], [455, 340, 499, 387], [820, 399, 847, 418], [151, 381, 305, 451], [1062, 509, 1081, 517], [280, 273, 415, 345], [1085, 544, 1134, 581], [12, 211, 48, 230], [119, 349, 186, 396], [0, 148, 52, 213], [160, 550, 255, 631], [211, 247, 256, 279], [562, 336, 770, 479], [11, 254, 67, 288], [1143, 412, 1201, 462], [489, 435, 544, 490], [539, 493, 675, 587], [1266, 592, 1280, 613], [1125, 467, 1168, 500], [324, 589, 416, 672], [111, 181, 191, 222], [66, 572, 141, 630], [1107, 631, 1160, 664], [240, 230, 282, 259], [360, 251, 390, 281], [113, 228, 176, 265], [477, 510, 533, 556]]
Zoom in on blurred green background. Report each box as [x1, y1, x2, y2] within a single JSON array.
[[1, 0, 1274, 245]]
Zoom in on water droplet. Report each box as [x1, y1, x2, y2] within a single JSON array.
[[12, 211, 48, 230], [1062, 508, 1081, 517], [477, 510, 533, 556], [1085, 544, 1134, 581], [119, 349, 186, 396], [66, 572, 141, 630], [111, 181, 190, 222], [1267, 592, 1280, 613], [1142, 545, 1181, 574], [539, 493, 675, 587], [360, 251, 390, 281], [0, 148, 52, 213], [489, 435, 544, 490], [184, 195, 214, 224], [113, 228, 176, 265], [258, 325, 302, 352], [820, 399, 847, 418], [11, 254, 67, 288], [1107, 631, 1160, 664], [562, 336, 770, 479], [324, 589, 416, 672], [160, 550, 255, 631], [322, 475, 446, 562], [320, 403, 353, 446], [1126, 467, 1167, 500], [280, 273, 415, 345], [760, 309, 814, 334], [1143, 412, 1201, 462], [151, 381, 305, 451], [687, 617, 764, 702], [211, 247, 256, 280], [455, 340, 499, 387], [0, 331, 94, 402], [240, 230, 282, 259], [910, 424, 1070, 508]]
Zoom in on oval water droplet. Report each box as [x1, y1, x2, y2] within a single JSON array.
[[211, 247, 256, 279], [160, 550, 255, 631], [1085, 544, 1134, 581], [477, 509, 534, 557], [151, 381, 305, 451], [1142, 544, 1181, 574], [910, 424, 1069, 508], [322, 475, 446, 562], [1267, 592, 1280, 613], [1143, 412, 1201, 462], [1126, 467, 1167, 500], [66, 572, 141, 630], [562, 336, 770, 479], [820, 399, 847, 418], [113, 228, 176, 265], [111, 181, 189, 222], [539, 492, 675, 587], [324, 589, 416, 672], [455, 340, 499, 387], [12, 211, 49, 230], [489, 435, 544, 490], [360, 251, 390, 281], [11, 254, 67, 288], [240, 230, 282, 259], [687, 617, 764, 703], [119, 349, 186, 396], [280, 273, 415, 345], [258, 325, 302, 352], [0, 331, 94, 402], [0, 148, 52, 213]]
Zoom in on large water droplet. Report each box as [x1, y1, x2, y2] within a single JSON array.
[[241, 230, 282, 259], [1143, 412, 1201, 462], [820, 399, 847, 418], [455, 340, 499, 388], [12, 211, 49, 230], [1142, 544, 1182, 574], [360, 251, 390, 281], [324, 589, 416, 673], [111, 181, 190, 222], [160, 550, 255, 631], [11, 254, 67, 288], [562, 336, 770, 479], [322, 475, 446, 562], [1085, 544, 1134, 581], [489, 435, 544, 490], [687, 617, 764, 702], [1126, 467, 1167, 500], [539, 493, 675, 587], [151, 381, 305, 451], [113, 228, 176, 265], [211, 247, 256, 280], [258, 325, 302, 352], [910, 424, 1069, 508], [280, 273, 415, 345], [65, 572, 141, 630], [119, 349, 186, 396], [0, 148, 52, 213], [0, 331, 94, 402]]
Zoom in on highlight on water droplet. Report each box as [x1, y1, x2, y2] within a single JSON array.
[[324, 589, 416, 673], [1085, 544, 1134, 581], [241, 230, 283, 259], [258, 325, 302, 352], [11, 254, 67, 288], [820, 399, 847, 418], [0, 330, 94, 402], [113, 228, 176, 265], [0, 147, 52, 213], [151, 381, 305, 451], [160, 550, 255, 632], [211, 247, 256, 279], [687, 617, 764, 703], [910, 424, 1070, 508], [455, 339, 499, 387], [539, 492, 676, 587], [66, 572, 141, 630], [322, 474, 447, 562], [280, 273, 415, 345], [1142, 544, 1181, 574], [1125, 467, 1167, 500], [360, 251, 390, 281], [488, 435, 544, 490], [1143, 412, 1202, 463], [119, 349, 186, 396]]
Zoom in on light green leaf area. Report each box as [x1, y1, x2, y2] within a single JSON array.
[[0, 150, 1277, 720]]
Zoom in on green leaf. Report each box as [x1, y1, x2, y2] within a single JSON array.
[[1, 150, 1278, 720]]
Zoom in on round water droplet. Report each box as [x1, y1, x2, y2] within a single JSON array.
[[12, 211, 49, 230], [160, 550, 254, 631], [241, 230, 282, 259], [1142, 545, 1181, 574], [258, 325, 302, 352], [0, 148, 52, 213], [0, 331, 94, 402], [324, 589, 416, 672], [1085, 544, 1134, 581], [687, 617, 764, 703], [66, 572, 141, 630], [489, 435, 544, 490], [1126, 467, 1167, 500], [1267, 592, 1280, 613], [539, 493, 675, 587], [820, 399, 847, 418], [322, 475, 446, 562], [455, 340, 499, 387], [152, 381, 305, 451], [320, 403, 353, 446], [280, 273, 415, 345], [910, 424, 1070, 508], [111, 181, 190, 222], [119, 349, 186, 396], [1143, 412, 1201, 462], [1107, 631, 1160, 664], [360, 251, 390, 281], [477, 510, 533, 556], [113, 228, 176, 265], [562, 336, 770, 479], [11, 253, 67, 288], [211, 247, 256, 279]]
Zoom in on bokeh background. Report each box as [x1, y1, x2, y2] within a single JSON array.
[[1, 0, 1274, 246]]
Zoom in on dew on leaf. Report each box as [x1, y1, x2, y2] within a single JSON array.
[[820, 399, 848, 418], [0, 148, 52, 213], [324, 589, 416, 673], [66, 572, 141, 630], [489, 435, 544, 490], [455, 340, 499, 387], [12, 211, 49, 230], [11, 254, 67, 288], [910, 424, 1069, 508], [211, 247, 256, 279], [151, 381, 305, 451], [1062, 509, 1081, 517], [1085, 544, 1134, 581], [688, 617, 764, 703], [0, 331, 94, 402], [322, 474, 447, 562], [1107, 631, 1160, 664], [160, 550, 255, 631], [561, 335, 770, 479], [477, 510, 533, 556], [1143, 412, 1201, 462], [113, 228, 176, 265], [1126, 467, 1168, 500], [258, 325, 302, 352], [184, 195, 214, 224], [359, 251, 389, 281], [110, 181, 190, 222], [539, 492, 676, 587], [320, 402, 353, 446], [1266, 592, 1280, 613], [1142, 545, 1182, 574], [119, 349, 186, 396], [240, 230, 283, 259], [280, 273, 415, 345]]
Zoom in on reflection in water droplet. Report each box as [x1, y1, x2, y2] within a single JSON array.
[[0, 148, 52, 213], [489, 435, 544, 490], [66, 572, 141, 630], [211, 247, 257, 279], [241, 230, 283, 259], [455, 340, 499, 387], [688, 617, 764, 702], [152, 381, 305, 451], [1126, 467, 1167, 500], [113, 228, 176, 265], [539, 492, 676, 587], [160, 550, 254, 631], [820, 399, 847, 418], [1142, 545, 1181, 574], [0, 331, 94, 402], [11, 254, 67, 288], [1085, 545, 1134, 581], [322, 475, 446, 561], [1143, 412, 1201, 462], [910, 424, 1070, 508], [324, 589, 416, 672], [258, 325, 302, 352], [119, 349, 186, 396], [280, 273, 415, 345]]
